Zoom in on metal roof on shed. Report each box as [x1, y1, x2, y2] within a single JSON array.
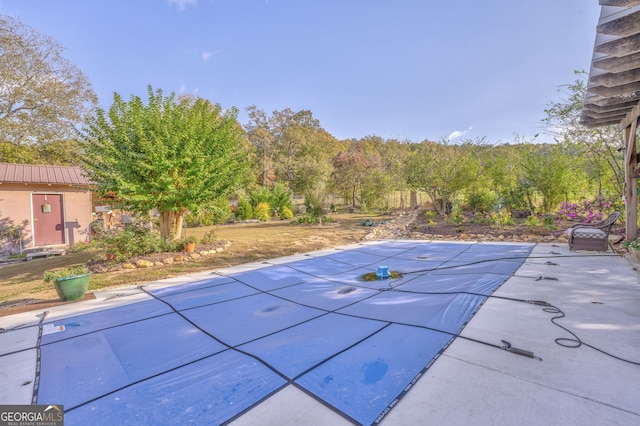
[[0, 163, 90, 186]]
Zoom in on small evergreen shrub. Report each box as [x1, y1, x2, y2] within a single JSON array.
[[236, 199, 253, 220], [249, 187, 272, 207], [253, 202, 271, 221], [447, 208, 465, 226], [270, 183, 293, 213], [424, 210, 437, 225], [281, 206, 294, 220], [524, 215, 539, 227], [467, 189, 497, 214], [489, 209, 514, 228]]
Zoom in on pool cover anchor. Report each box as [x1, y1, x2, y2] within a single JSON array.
[[501, 340, 542, 361]]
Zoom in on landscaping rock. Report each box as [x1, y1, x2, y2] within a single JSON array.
[[136, 260, 154, 268], [363, 208, 570, 245]]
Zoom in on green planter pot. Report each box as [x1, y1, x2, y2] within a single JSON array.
[[53, 273, 91, 301]]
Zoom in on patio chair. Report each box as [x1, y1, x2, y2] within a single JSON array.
[[567, 211, 620, 251]]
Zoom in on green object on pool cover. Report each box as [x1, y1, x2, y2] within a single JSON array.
[[34, 241, 532, 425]]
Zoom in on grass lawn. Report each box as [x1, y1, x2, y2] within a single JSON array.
[[0, 213, 390, 313]]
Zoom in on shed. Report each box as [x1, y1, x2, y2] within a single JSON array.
[[581, 0, 640, 238], [0, 163, 92, 253]]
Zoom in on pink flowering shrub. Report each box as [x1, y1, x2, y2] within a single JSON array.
[[556, 196, 615, 224]]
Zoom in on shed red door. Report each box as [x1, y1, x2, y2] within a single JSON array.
[[32, 194, 65, 246]]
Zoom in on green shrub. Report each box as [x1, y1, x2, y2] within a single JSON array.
[[489, 209, 514, 228], [501, 185, 534, 212], [291, 215, 316, 225], [208, 199, 232, 224], [542, 215, 556, 230], [184, 199, 232, 226], [249, 187, 272, 207], [236, 199, 253, 220], [179, 234, 198, 244], [468, 217, 489, 225], [201, 230, 217, 244], [184, 211, 199, 227], [44, 264, 90, 282], [448, 208, 465, 226], [92, 224, 175, 262], [303, 191, 326, 217], [424, 210, 437, 224], [290, 215, 335, 225], [281, 206, 294, 220], [524, 215, 539, 227], [253, 202, 271, 221], [467, 189, 497, 214], [271, 183, 293, 212]]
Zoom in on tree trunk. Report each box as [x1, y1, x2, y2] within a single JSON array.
[[158, 211, 175, 239], [158, 210, 185, 240], [410, 190, 418, 209], [352, 184, 357, 208], [175, 212, 184, 239]]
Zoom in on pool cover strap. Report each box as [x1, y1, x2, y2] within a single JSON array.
[[32, 311, 49, 404]]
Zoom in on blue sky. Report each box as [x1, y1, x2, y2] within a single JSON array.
[[1, 0, 599, 144]]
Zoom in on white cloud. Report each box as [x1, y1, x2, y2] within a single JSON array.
[[447, 126, 473, 142], [201, 51, 212, 61], [168, 0, 197, 11], [178, 83, 199, 96]]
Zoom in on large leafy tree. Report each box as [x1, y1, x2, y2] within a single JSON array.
[[244, 106, 339, 192], [0, 14, 96, 164], [331, 142, 374, 208], [543, 71, 624, 198], [81, 87, 249, 239], [244, 105, 277, 187], [521, 144, 586, 213], [405, 140, 475, 215]]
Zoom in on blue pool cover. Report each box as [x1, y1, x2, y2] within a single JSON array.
[[35, 241, 532, 425]]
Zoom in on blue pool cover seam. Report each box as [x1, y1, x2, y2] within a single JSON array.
[[31, 311, 48, 405]]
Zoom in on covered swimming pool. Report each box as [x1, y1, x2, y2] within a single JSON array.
[[4, 240, 535, 425]]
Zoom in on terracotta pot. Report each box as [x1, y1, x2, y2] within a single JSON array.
[[183, 242, 196, 253]]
